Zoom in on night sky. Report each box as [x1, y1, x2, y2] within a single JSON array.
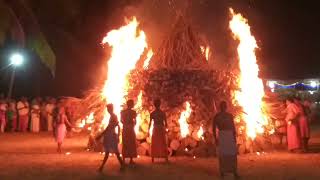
[[0, 0, 319, 97]]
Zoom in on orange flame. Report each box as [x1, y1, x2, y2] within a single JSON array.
[[101, 17, 149, 128], [179, 101, 192, 138], [143, 49, 154, 69], [197, 126, 204, 140], [229, 8, 268, 139], [200, 46, 210, 61], [84, 112, 94, 124]]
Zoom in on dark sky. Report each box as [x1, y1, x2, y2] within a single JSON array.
[[1, 0, 319, 97]]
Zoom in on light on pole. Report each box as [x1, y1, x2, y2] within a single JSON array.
[[7, 53, 24, 99]]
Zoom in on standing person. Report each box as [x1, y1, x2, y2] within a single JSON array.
[[0, 99, 8, 133], [40, 101, 47, 131], [121, 99, 137, 164], [294, 98, 310, 152], [213, 101, 238, 178], [17, 97, 30, 132], [55, 107, 72, 153], [7, 99, 18, 132], [285, 98, 301, 152], [31, 99, 41, 133], [45, 98, 55, 132], [96, 104, 125, 172], [148, 99, 168, 163]]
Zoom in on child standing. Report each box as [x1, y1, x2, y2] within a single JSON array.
[[96, 104, 124, 172], [55, 107, 72, 153]]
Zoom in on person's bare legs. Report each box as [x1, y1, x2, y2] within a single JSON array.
[[98, 152, 109, 172], [115, 152, 125, 170], [57, 143, 62, 153], [129, 157, 135, 164]]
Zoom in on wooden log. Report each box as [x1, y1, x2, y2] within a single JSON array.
[[137, 145, 147, 156], [170, 139, 181, 151], [191, 131, 200, 141], [185, 136, 198, 148]]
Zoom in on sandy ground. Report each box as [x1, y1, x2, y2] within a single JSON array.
[[1, 127, 320, 180]]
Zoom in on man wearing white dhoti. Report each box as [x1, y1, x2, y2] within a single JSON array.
[[45, 99, 55, 131], [31, 99, 40, 132], [213, 101, 239, 178]]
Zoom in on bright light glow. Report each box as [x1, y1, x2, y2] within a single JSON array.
[[310, 81, 317, 88], [229, 8, 269, 139], [309, 91, 314, 95], [267, 81, 276, 89], [143, 49, 154, 69], [10, 53, 24, 66], [197, 126, 204, 140], [178, 102, 192, 138], [200, 46, 210, 61]]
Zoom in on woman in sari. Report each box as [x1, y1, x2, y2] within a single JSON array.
[[121, 100, 137, 164], [55, 107, 72, 153], [285, 98, 301, 152], [213, 101, 238, 178], [294, 98, 310, 152], [96, 104, 124, 172], [148, 99, 168, 163]]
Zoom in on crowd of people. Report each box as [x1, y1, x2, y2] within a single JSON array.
[[0, 96, 74, 152], [0, 97, 71, 133]]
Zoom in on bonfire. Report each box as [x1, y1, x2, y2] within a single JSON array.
[[66, 9, 285, 156]]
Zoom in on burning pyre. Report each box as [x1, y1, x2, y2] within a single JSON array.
[[73, 8, 280, 156]]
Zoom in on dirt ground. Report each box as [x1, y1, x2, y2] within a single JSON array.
[[1, 127, 320, 180]]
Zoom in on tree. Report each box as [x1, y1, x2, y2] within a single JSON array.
[[0, 0, 55, 76]]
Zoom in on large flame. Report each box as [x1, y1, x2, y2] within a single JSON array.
[[229, 8, 268, 139], [179, 101, 192, 138], [101, 17, 148, 128]]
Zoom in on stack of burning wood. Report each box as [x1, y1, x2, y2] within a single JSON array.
[[68, 15, 286, 156], [124, 16, 242, 157]]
